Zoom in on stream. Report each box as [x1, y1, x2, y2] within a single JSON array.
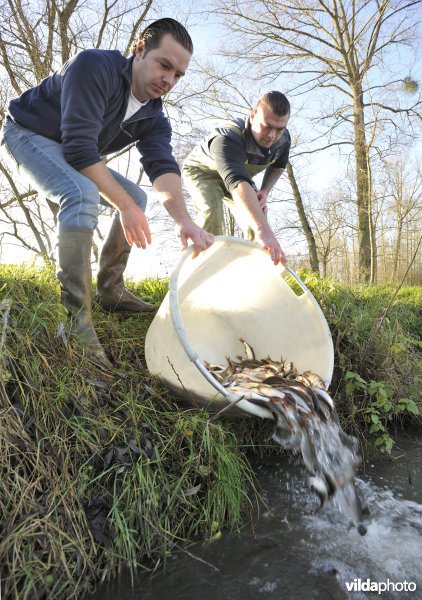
[[93, 432, 422, 599]]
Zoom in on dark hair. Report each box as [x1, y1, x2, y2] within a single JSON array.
[[131, 18, 193, 55], [258, 91, 290, 116]]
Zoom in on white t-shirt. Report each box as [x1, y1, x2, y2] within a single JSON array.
[[124, 93, 149, 121]]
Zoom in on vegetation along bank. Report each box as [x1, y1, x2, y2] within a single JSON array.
[[0, 264, 420, 598]]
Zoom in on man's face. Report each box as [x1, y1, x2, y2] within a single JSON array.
[[131, 33, 191, 102], [250, 104, 289, 148]]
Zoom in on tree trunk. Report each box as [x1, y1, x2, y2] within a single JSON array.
[[352, 84, 372, 283], [286, 162, 320, 275], [391, 216, 404, 281]]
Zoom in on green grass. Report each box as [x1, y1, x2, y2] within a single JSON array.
[[1, 264, 421, 597], [294, 269, 422, 450], [0, 264, 256, 598]]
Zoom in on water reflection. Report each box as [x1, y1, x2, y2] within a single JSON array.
[[93, 433, 422, 600]]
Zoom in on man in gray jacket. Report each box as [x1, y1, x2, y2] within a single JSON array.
[[1, 18, 213, 370], [183, 91, 290, 266]]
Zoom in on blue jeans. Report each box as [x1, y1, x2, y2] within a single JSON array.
[[1, 117, 147, 231]]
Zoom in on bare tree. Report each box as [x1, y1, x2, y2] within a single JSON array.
[[286, 161, 320, 274], [307, 191, 346, 278], [211, 0, 422, 282], [0, 0, 155, 262], [382, 159, 422, 280]]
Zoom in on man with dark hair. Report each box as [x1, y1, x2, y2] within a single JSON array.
[[131, 17, 194, 54], [183, 91, 290, 265], [1, 18, 213, 370]]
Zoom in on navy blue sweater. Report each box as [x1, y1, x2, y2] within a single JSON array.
[[8, 49, 180, 183], [183, 117, 290, 194]]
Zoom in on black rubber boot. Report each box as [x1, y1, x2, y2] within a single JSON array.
[[96, 216, 155, 312], [56, 229, 113, 371]]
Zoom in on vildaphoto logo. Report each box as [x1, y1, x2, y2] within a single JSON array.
[[345, 579, 417, 594]]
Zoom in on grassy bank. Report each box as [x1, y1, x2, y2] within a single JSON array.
[[296, 269, 422, 453], [0, 264, 421, 598]]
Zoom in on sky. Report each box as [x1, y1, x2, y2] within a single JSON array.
[[1, 2, 421, 278], [0, 7, 229, 276]]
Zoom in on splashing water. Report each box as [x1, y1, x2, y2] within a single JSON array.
[[206, 340, 369, 534], [302, 478, 422, 599]]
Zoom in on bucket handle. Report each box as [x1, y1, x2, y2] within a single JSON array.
[[168, 237, 312, 414], [169, 243, 240, 405]]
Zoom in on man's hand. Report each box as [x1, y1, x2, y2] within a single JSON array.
[[232, 182, 285, 266], [255, 226, 286, 266], [81, 161, 152, 248], [119, 203, 152, 248], [154, 173, 214, 258], [177, 217, 214, 258]]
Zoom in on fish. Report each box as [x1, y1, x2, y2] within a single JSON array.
[[205, 339, 369, 534], [262, 375, 289, 385], [312, 387, 334, 414], [309, 475, 329, 509], [296, 370, 326, 389], [240, 338, 255, 360]]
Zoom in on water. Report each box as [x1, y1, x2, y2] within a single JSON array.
[[93, 433, 422, 599], [269, 398, 367, 534], [207, 348, 367, 532]]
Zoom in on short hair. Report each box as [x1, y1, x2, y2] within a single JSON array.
[[258, 91, 290, 116], [131, 18, 193, 55]]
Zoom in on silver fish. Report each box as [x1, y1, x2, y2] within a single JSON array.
[[205, 339, 368, 534], [240, 338, 255, 360]]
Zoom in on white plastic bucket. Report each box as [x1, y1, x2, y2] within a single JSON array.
[[145, 237, 334, 419]]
